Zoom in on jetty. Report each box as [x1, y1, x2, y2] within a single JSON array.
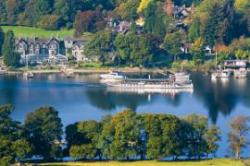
[[211, 60, 248, 80]]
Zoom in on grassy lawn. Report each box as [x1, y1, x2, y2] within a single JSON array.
[[39, 159, 245, 166], [1, 26, 74, 38]]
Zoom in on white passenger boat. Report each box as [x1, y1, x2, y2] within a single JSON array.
[[106, 72, 193, 91], [107, 86, 194, 94], [100, 71, 125, 82]]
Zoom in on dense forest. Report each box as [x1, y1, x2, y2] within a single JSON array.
[[1, 104, 249, 165], [0, 0, 249, 67]]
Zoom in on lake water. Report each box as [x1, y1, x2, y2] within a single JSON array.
[[1, 72, 250, 157]]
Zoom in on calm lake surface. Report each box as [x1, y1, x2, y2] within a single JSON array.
[[1, 72, 250, 157]]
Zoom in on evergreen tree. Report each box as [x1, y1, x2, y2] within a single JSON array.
[[0, 27, 4, 56], [203, 3, 220, 47], [143, 1, 171, 38], [3, 30, 20, 67], [203, 0, 236, 46], [188, 17, 201, 42]]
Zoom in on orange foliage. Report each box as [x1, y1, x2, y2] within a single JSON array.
[[214, 44, 229, 53], [164, 0, 174, 17]]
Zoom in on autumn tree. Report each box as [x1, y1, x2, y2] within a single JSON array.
[[74, 10, 101, 36], [164, 0, 174, 17], [137, 0, 151, 14], [228, 116, 250, 159], [37, 15, 61, 30]]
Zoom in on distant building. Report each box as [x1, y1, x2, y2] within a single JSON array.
[[224, 60, 247, 69], [16, 37, 67, 64], [174, 5, 194, 19], [16, 37, 88, 65], [116, 21, 131, 33], [64, 37, 87, 62], [72, 40, 88, 62]]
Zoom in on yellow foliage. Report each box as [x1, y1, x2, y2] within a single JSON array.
[[234, 0, 249, 12], [193, 37, 204, 48], [137, 0, 152, 13], [136, 17, 145, 26]]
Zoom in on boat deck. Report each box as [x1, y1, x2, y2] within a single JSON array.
[[123, 78, 170, 83]]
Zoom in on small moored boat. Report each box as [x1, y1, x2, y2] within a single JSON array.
[[211, 70, 231, 80], [100, 71, 125, 82], [234, 68, 247, 79], [23, 71, 34, 79]]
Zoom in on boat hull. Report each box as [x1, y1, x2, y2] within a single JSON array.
[[107, 82, 194, 90], [107, 86, 193, 94]]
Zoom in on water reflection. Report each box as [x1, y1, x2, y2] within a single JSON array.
[[0, 72, 250, 125], [0, 75, 20, 105], [85, 88, 149, 110], [192, 73, 243, 123]]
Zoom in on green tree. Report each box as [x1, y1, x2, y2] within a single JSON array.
[[188, 17, 201, 42], [115, 0, 140, 21], [0, 27, 4, 56], [3, 30, 20, 67], [114, 33, 158, 66], [70, 144, 97, 160], [12, 139, 32, 162], [0, 104, 31, 165], [24, 106, 63, 160], [203, 0, 236, 46], [97, 115, 115, 159], [190, 37, 205, 63], [85, 30, 114, 64], [204, 126, 221, 157], [141, 114, 185, 160], [184, 114, 209, 159], [163, 31, 184, 61], [203, 3, 220, 47], [160, 114, 185, 160], [110, 109, 140, 160], [143, 1, 172, 38], [67, 120, 100, 160], [5, 0, 24, 25], [54, 0, 72, 28]]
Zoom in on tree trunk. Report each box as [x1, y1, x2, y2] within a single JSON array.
[[235, 149, 240, 160]]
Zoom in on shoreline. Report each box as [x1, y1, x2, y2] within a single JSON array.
[[2, 67, 177, 75]]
